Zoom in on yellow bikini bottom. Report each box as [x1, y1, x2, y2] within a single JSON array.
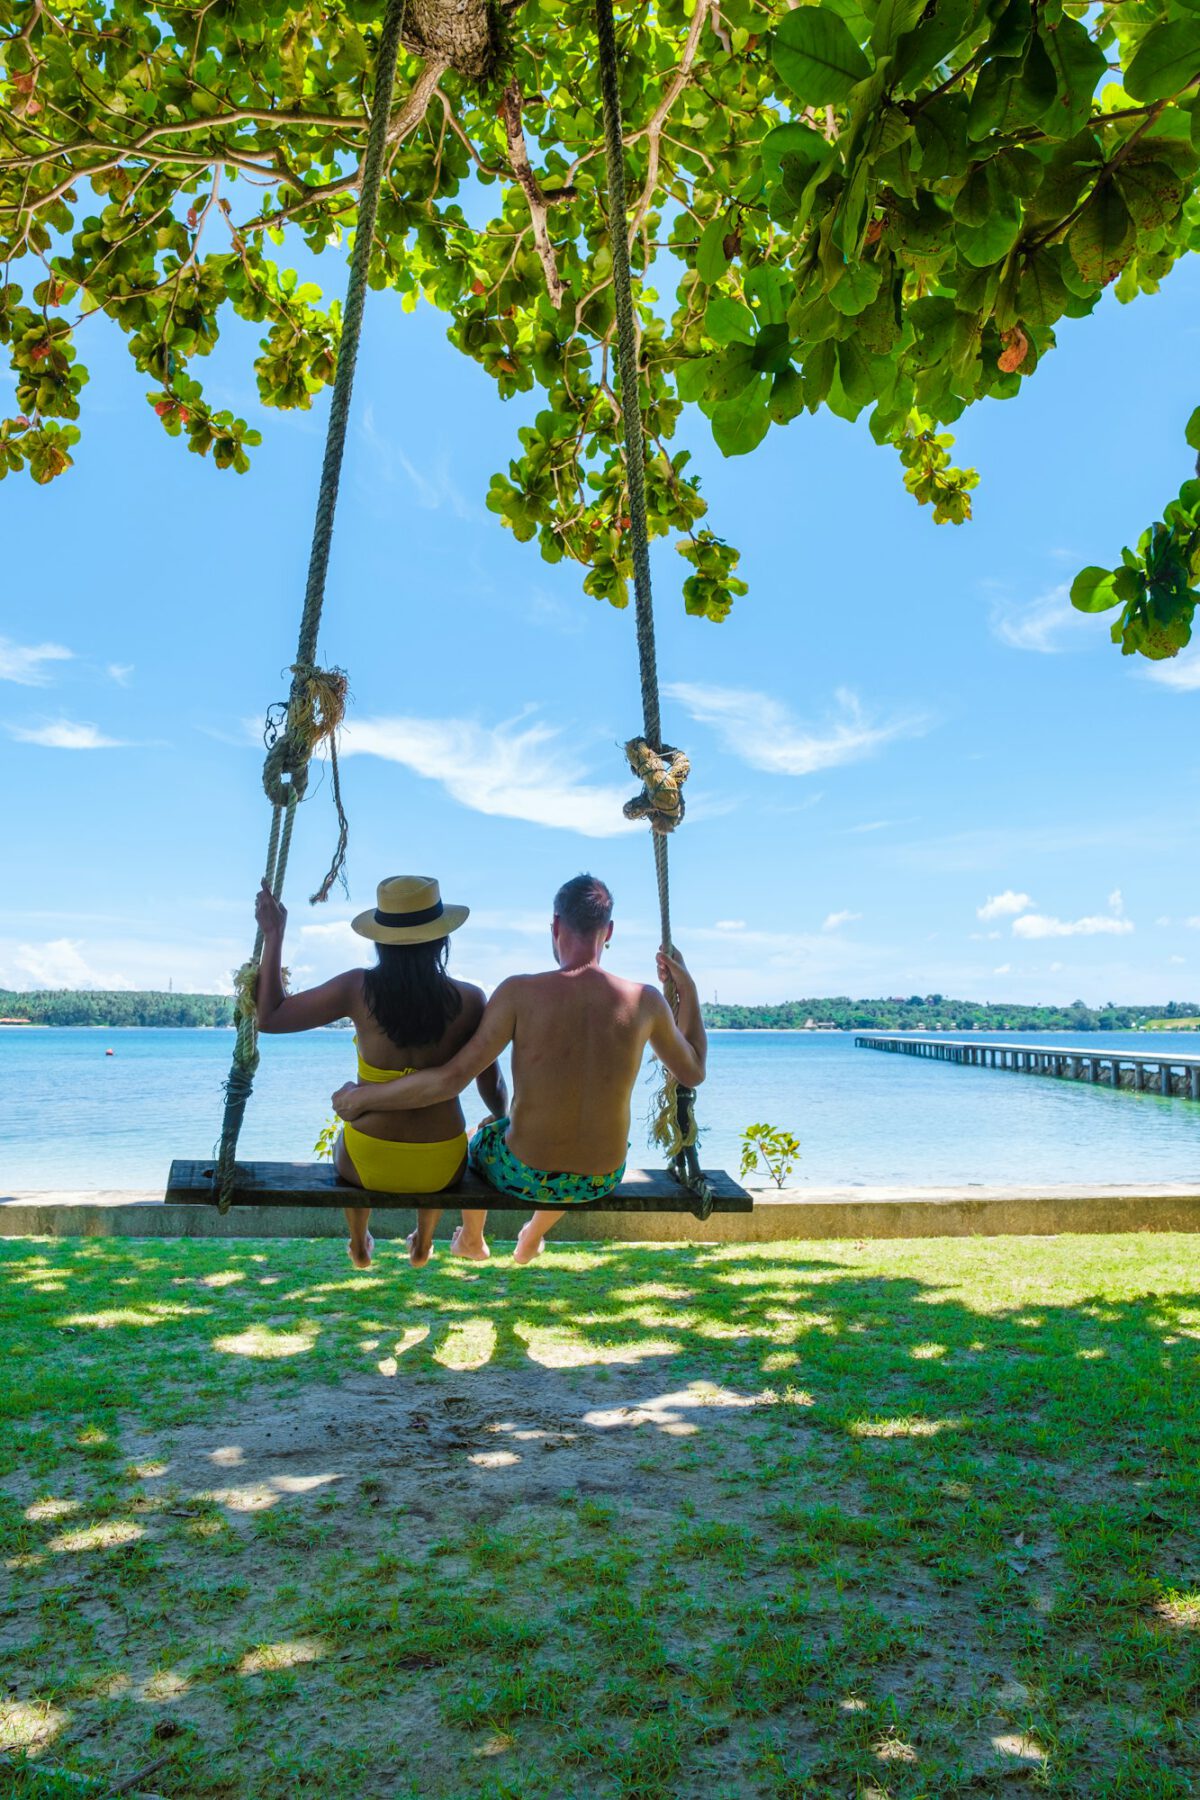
[[341, 1125, 468, 1194]]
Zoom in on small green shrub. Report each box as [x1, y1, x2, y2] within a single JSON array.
[[740, 1122, 800, 1188]]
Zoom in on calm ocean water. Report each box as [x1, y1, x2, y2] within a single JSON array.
[[1, 1025, 1197, 1191]]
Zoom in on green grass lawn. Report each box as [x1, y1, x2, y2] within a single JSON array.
[[1, 1233, 1198, 1799]]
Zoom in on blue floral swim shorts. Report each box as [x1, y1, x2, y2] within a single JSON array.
[[468, 1117, 626, 1207]]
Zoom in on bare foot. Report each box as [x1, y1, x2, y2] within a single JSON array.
[[450, 1225, 491, 1262], [512, 1223, 545, 1266], [348, 1231, 374, 1271], [407, 1229, 434, 1270]]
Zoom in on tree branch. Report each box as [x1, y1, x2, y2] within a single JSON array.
[[500, 78, 565, 308], [627, 0, 712, 240]]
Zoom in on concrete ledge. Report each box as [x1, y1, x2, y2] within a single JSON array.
[[4, 1186, 1200, 1242]]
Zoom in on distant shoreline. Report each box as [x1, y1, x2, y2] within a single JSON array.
[[3, 988, 1199, 1032]]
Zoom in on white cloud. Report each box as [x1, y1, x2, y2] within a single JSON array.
[[977, 890, 1034, 921], [0, 934, 236, 992], [990, 585, 1094, 654], [822, 910, 862, 932], [664, 683, 927, 777], [714, 919, 746, 932], [339, 713, 639, 838], [1012, 913, 1134, 940], [7, 719, 128, 749], [0, 636, 73, 686], [1170, 954, 1187, 965], [1108, 888, 1124, 916], [106, 663, 134, 686], [1185, 917, 1200, 931], [993, 963, 1012, 975], [1144, 651, 1200, 691], [4, 938, 131, 989]]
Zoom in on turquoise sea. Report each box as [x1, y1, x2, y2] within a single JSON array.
[[1, 1025, 1197, 1191]]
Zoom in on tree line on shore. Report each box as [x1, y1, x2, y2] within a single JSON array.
[[3, 989, 1198, 1032], [703, 997, 1200, 1032], [0, 990, 235, 1028]]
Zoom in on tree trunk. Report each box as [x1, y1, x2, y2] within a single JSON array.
[[401, 0, 508, 82]]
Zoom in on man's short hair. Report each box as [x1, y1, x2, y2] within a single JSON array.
[[554, 873, 613, 935]]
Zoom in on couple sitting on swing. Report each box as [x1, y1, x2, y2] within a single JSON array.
[[254, 871, 707, 1268]]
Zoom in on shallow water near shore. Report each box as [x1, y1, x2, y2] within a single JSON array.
[[2, 1025, 1197, 1191]]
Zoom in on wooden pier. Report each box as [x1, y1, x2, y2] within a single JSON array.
[[855, 1034, 1200, 1100]]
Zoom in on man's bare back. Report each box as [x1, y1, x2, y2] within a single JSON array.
[[498, 965, 658, 1173]]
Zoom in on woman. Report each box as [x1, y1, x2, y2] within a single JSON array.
[[254, 873, 507, 1270]]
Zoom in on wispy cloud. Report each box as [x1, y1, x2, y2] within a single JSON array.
[[822, 910, 862, 932], [340, 712, 638, 838], [1143, 650, 1200, 691], [7, 719, 129, 750], [359, 406, 476, 519], [665, 683, 927, 777], [990, 585, 1094, 654], [106, 663, 134, 686], [977, 890, 1034, 921], [0, 636, 73, 686], [1012, 912, 1133, 940]]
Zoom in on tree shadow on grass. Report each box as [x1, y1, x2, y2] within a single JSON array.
[[0, 1237, 1198, 1798]]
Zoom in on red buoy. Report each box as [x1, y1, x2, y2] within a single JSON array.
[[106, 1048, 114, 1057]]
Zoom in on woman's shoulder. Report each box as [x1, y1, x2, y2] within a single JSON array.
[[453, 979, 487, 1016]]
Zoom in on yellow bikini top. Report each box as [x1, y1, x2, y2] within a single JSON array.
[[354, 1040, 415, 1084]]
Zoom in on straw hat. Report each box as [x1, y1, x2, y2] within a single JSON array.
[[351, 875, 469, 945]]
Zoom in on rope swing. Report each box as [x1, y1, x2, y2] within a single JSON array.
[[213, 0, 410, 1212], [210, 0, 714, 1222], [595, 0, 714, 1221]]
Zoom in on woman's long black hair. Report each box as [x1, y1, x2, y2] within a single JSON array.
[[362, 937, 462, 1049]]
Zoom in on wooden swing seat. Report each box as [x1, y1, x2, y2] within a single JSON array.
[[166, 1159, 751, 1214]]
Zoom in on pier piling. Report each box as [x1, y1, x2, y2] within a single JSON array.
[[855, 1035, 1200, 1101]]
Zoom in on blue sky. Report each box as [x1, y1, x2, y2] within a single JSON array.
[[3, 242, 1199, 1006]]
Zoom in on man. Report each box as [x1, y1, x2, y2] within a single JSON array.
[[332, 873, 706, 1263]]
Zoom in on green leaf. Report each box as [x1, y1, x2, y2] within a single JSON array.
[[772, 7, 872, 105], [745, 264, 789, 324], [988, 0, 1032, 61], [1125, 21, 1200, 104], [697, 218, 730, 286], [1067, 182, 1134, 286], [1040, 18, 1108, 137], [751, 322, 793, 372], [675, 356, 718, 403], [1186, 406, 1200, 454], [828, 258, 883, 314], [760, 122, 833, 187], [711, 374, 772, 455], [1115, 159, 1186, 233], [954, 205, 1022, 266], [1018, 249, 1070, 329], [705, 296, 757, 346], [768, 367, 806, 424], [706, 343, 759, 401], [870, 0, 925, 58], [1071, 566, 1124, 613], [914, 94, 973, 182], [892, 0, 974, 90], [967, 59, 1018, 140]]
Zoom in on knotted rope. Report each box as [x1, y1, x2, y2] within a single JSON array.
[[212, 0, 409, 1212], [596, 0, 711, 1218], [623, 737, 689, 833]]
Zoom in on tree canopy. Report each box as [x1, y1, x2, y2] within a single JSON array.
[[3, 0, 1199, 642]]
